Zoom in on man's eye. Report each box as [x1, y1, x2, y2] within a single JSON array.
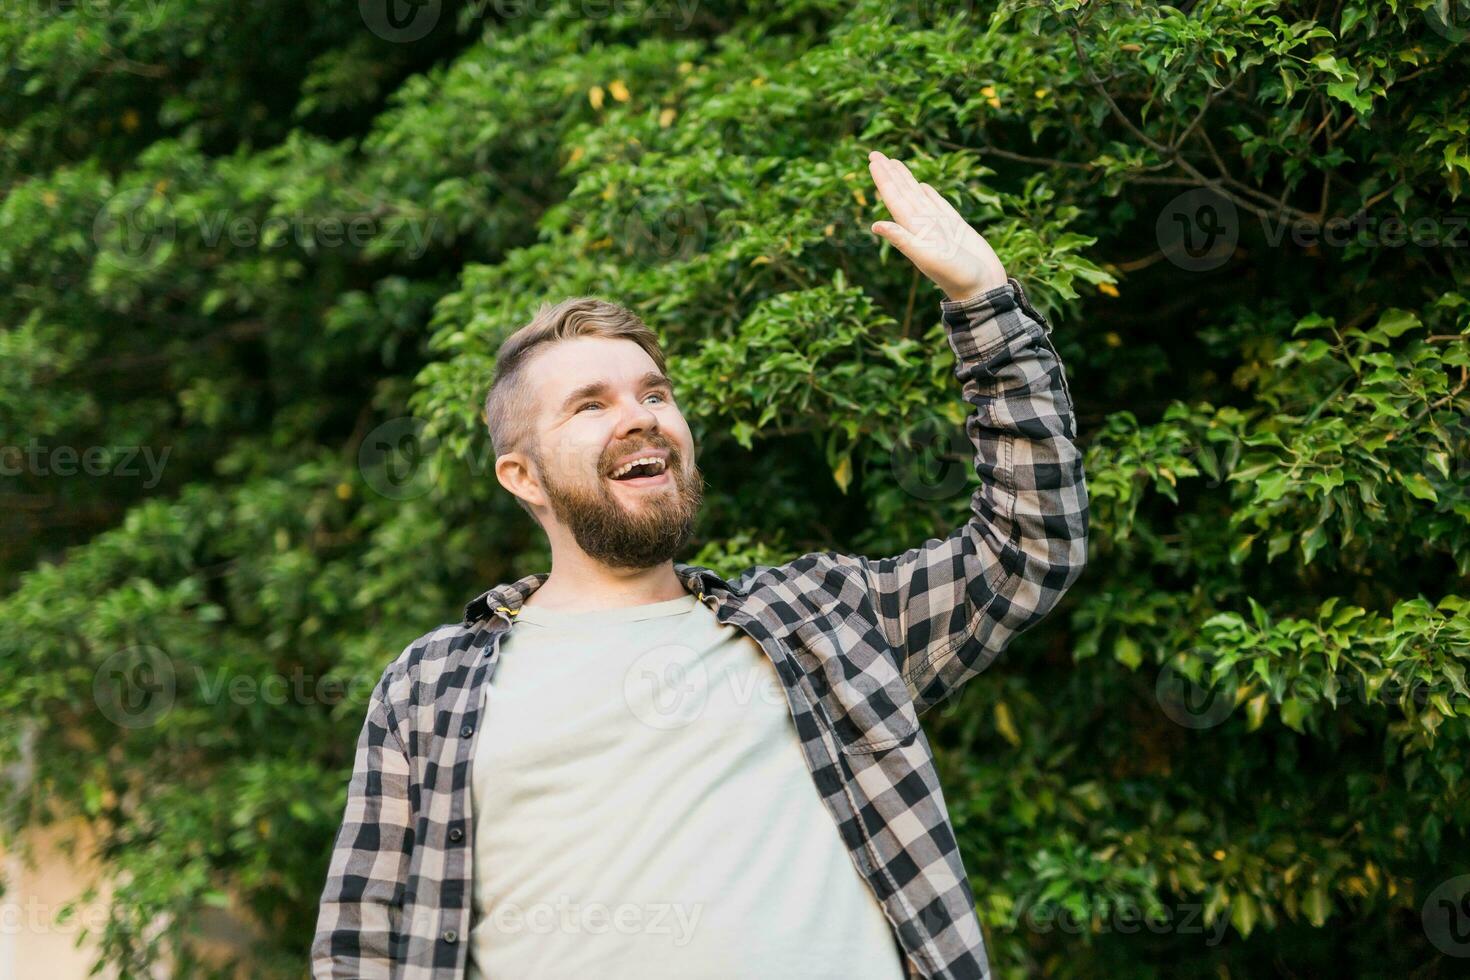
[[645, 393, 667, 404], [577, 402, 601, 413]]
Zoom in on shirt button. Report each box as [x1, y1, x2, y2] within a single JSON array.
[[449, 827, 463, 842], [460, 724, 474, 737], [442, 930, 458, 944]]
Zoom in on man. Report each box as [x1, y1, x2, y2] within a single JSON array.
[[311, 150, 1089, 979]]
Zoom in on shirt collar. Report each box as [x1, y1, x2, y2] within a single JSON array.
[[461, 561, 737, 627]]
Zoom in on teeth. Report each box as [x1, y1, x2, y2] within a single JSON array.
[[611, 456, 667, 479]]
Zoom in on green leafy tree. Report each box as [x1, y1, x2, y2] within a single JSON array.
[[1, 0, 1466, 975]]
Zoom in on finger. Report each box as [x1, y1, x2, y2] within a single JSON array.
[[870, 219, 923, 260], [883, 158, 932, 228], [868, 154, 917, 224]]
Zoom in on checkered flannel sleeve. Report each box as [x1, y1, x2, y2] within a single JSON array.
[[860, 278, 1089, 714], [311, 669, 414, 978]]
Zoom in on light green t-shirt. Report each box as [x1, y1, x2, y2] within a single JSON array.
[[465, 592, 907, 979]]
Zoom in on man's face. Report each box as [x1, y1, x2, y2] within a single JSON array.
[[503, 336, 703, 568]]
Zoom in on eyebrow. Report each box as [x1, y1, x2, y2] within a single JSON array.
[[559, 371, 674, 414]]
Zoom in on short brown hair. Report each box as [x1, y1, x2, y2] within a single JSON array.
[[483, 297, 669, 517]]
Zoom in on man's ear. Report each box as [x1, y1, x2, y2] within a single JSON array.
[[495, 452, 546, 510]]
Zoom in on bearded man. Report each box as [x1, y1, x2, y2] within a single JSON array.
[[312, 150, 1089, 980]]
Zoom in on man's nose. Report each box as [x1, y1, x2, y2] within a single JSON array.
[[614, 396, 659, 436]]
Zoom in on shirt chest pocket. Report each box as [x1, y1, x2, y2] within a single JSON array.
[[788, 614, 920, 753]]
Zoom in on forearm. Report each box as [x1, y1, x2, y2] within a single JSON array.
[[869, 277, 1088, 710], [938, 276, 1089, 602]]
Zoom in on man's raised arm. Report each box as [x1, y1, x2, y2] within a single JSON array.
[[859, 151, 1089, 713]]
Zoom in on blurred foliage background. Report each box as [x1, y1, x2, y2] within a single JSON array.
[[2, 0, 1468, 975]]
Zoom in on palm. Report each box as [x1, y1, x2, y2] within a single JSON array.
[[865, 150, 1007, 303]]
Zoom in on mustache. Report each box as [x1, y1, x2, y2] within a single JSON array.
[[602, 439, 679, 469]]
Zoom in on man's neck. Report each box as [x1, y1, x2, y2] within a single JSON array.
[[521, 554, 688, 612]]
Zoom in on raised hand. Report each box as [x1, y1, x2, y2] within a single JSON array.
[[866, 150, 1008, 303]]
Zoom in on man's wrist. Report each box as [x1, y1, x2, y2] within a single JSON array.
[[943, 277, 1009, 304]]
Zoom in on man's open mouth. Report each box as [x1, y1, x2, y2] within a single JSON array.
[[607, 455, 670, 487]]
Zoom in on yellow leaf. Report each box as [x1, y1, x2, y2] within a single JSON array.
[[677, 61, 694, 74], [986, 97, 1001, 109], [750, 255, 772, 265], [601, 183, 617, 201], [567, 146, 585, 164], [831, 454, 852, 493], [121, 108, 140, 132], [335, 482, 352, 501], [980, 85, 997, 98], [994, 702, 1021, 746], [1098, 282, 1119, 298], [588, 86, 605, 110], [751, 76, 766, 87], [853, 188, 867, 207], [609, 79, 631, 102], [1104, 331, 1122, 347], [823, 223, 835, 237], [41, 190, 58, 207], [1120, 43, 1142, 52], [1034, 88, 1049, 99], [1213, 849, 1226, 861], [658, 107, 676, 128]]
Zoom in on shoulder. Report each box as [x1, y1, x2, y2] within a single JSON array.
[[372, 619, 487, 713], [725, 550, 870, 628]]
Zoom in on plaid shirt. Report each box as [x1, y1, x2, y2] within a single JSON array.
[[311, 278, 1089, 979]]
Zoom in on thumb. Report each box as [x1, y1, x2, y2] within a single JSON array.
[[870, 220, 919, 256]]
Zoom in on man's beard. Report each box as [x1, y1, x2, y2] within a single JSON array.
[[532, 440, 703, 569]]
